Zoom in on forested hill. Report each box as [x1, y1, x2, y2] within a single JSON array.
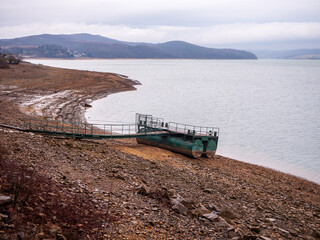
[[0, 33, 257, 59]]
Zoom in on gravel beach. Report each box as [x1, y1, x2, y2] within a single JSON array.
[[0, 62, 319, 239]]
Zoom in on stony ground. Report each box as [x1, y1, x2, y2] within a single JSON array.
[[0, 62, 320, 239]]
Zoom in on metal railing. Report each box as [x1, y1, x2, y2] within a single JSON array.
[[22, 118, 137, 136], [168, 122, 219, 136], [20, 114, 219, 138]]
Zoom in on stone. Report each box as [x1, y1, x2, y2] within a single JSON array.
[[3, 224, 14, 228], [260, 236, 272, 240], [266, 218, 276, 222], [249, 226, 260, 234], [202, 212, 219, 222], [220, 208, 237, 220], [172, 203, 189, 215], [312, 230, 320, 238], [180, 199, 195, 210], [241, 235, 257, 240], [167, 189, 178, 198], [56, 234, 67, 240], [17, 232, 25, 239], [207, 203, 220, 212], [48, 224, 62, 235], [203, 188, 214, 194], [277, 227, 289, 234], [38, 196, 45, 202], [0, 213, 8, 220], [170, 196, 183, 206], [35, 232, 45, 240], [191, 203, 211, 217], [137, 184, 151, 196], [114, 174, 125, 180], [0, 195, 12, 206]]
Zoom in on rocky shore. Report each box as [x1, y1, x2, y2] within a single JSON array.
[[0, 62, 319, 239]]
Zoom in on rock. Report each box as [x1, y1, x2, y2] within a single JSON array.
[[312, 229, 320, 238], [260, 236, 272, 240], [17, 232, 25, 239], [56, 234, 67, 240], [191, 203, 211, 217], [0, 195, 12, 206], [202, 211, 219, 222], [3, 224, 15, 228], [207, 203, 220, 212], [167, 189, 178, 198], [220, 208, 237, 220], [203, 188, 214, 194], [114, 174, 125, 180], [137, 184, 151, 196], [111, 168, 119, 173], [35, 232, 45, 240], [249, 226, 260, 233], [172, 203, 189, 215], [170, 196, 183, 206], [277, 227, 289, 234], [38, 196, 45, 202], [241, 235, 257, 240], [48, 224, 62, 235], [180, 199, 195, 210], [0, 213, 8, 220], [266, 218, 276, 222]]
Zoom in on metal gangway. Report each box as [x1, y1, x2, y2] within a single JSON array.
[[18, 114, 167, 139], [4, 113, 218, 139], [0, 113, 220, 158]]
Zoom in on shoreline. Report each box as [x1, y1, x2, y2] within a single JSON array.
[[1, 62, 320, 239], [4, 61, 138, 124], [2, 61, 319, 184]]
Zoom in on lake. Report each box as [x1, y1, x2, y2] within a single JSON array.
[[28, 59, 320, 184]]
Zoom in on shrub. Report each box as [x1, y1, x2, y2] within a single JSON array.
[[0, 56, 9, 69]]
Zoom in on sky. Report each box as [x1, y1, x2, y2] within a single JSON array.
[[1, 0, 320, 50]]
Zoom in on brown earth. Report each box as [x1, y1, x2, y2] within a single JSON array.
[[0, 62, 319, 240]]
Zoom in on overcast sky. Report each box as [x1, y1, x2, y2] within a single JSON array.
[[1, 0, 320, 50]]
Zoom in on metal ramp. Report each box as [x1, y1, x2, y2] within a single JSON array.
[[20, 117, 168, 140]]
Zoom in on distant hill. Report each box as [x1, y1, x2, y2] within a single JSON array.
[[0, 33, 257, 59], [252, 49, 320, 59]]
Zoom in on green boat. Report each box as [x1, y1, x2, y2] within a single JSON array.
[[135, 114, 219, 158]]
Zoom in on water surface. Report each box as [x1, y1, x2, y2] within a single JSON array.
[[29, 59, 320, 184]]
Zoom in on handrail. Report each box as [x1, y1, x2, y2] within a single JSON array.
[[16, 114, 220, 139]]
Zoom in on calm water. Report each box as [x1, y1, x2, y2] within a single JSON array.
[[29, 59, 320, 184]]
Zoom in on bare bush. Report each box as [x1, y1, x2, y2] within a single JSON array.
[[0, 56, 9, 69]]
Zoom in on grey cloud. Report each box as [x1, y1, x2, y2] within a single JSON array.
[[1, 0, 320, 27], [1, 0, 320, 50]]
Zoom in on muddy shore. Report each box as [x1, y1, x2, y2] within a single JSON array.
[[0, 62, 319, 239]]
